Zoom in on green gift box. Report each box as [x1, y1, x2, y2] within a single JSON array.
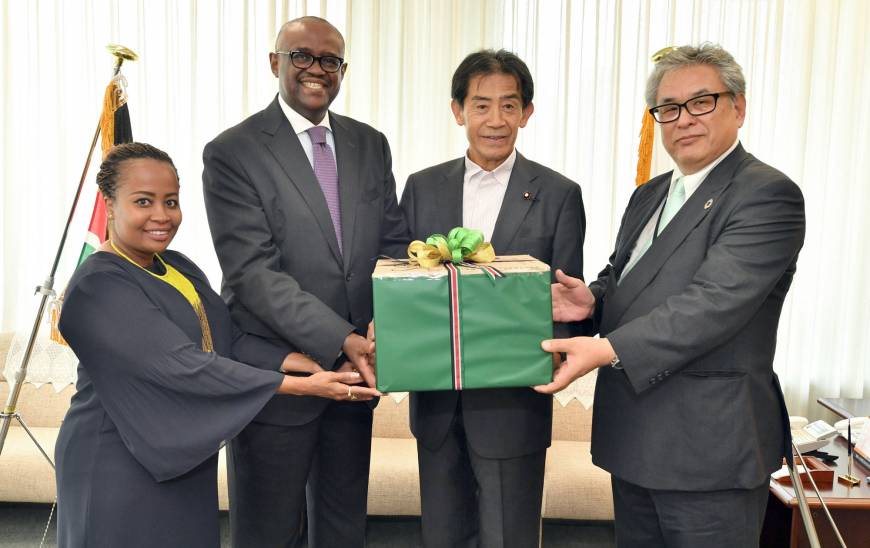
[[372, 255, 553, 392]]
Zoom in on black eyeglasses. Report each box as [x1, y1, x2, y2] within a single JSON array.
[[649, 91, 734, 123], [274, 50, 345, 73]]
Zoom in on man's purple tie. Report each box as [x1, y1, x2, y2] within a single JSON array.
[[307, 125, 342, 253]]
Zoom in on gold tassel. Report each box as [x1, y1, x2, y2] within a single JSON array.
[[193, 301, 215, 353], [635, 46, 676, 187], [49, 293, 68, 345], [635, 109, 655, 186], [99, 79, 121, 156]]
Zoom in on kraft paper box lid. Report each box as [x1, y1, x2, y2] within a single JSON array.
[[372, 255, 550, 279]]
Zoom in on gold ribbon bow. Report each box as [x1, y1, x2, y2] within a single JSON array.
[[407, 227, 495, 268]]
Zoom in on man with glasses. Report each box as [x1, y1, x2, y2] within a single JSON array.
[[202, 16, 408, 548], [536, 43, 805, 547]]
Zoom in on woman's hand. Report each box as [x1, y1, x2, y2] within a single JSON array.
[[279, 352, 324, 375], [278, 371, 382, 401]]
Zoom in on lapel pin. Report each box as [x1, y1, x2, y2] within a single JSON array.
[[704, 199, 713, 210], [523, 191, 532, 201]]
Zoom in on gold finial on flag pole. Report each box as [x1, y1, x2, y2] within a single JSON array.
[[651, 46, 677, 63], [107, 44, 138, 62], [106, 44, 138, 73]]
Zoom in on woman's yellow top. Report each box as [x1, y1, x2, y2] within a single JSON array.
[[110, 241, 214, 352]]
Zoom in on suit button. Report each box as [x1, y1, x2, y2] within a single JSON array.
[[664, 370, 671, 377], [649, 378, 656, 385], [346, 272, 353, 282]]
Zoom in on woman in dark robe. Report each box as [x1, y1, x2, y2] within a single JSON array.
[[54, 142, 379, 548]]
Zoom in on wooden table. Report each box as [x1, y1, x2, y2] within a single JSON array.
[[761, 437, 870, 547], [818, 397, 870, 419]]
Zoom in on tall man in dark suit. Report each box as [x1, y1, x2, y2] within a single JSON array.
[[202, 16, 408, 548], [400, 49, 585, 547], [537, 44, 805, 547]]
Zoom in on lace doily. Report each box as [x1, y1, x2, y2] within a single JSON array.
[[2, 332, 78, 391]]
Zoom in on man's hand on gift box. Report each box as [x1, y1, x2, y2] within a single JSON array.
[[534, 337, 616, 394], [551, 269, 595, 322], [342, 332, 377, 388]]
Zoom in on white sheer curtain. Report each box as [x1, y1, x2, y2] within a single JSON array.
[[2, 0, 867, 417]]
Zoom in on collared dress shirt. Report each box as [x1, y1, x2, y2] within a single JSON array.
[[278, 95, 337, 167], [462, 148, 517, 241], [621, 138, 740, 278]]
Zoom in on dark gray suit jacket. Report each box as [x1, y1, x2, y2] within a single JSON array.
[[400, 153, 585, 459], [203, 97, 408, 426], [590, 144, 804, 490]]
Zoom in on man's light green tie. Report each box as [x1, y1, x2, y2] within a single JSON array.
[[656, 176, 686, 236], [619, 176, 685, 283]]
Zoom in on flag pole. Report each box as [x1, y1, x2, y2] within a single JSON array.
[[0, 45, 138, 458]]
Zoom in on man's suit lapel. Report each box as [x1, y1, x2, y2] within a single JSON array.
[[612, 177, 671, 274], [435, 159, 465, 230], [606, 145, 749, 325], [490, 153, 539, 250], [331, 113, 361, 269], [261, 99, 342, 265]]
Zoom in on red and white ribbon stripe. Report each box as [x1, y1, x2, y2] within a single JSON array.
[[444, 262, 463, 390]]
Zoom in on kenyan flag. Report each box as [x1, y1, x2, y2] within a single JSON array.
[[76, 196, 110, 263], [76, 74, 133, 264], [50, 73, 133, 345]]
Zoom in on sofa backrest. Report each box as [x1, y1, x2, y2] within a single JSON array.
[[552, 399, 592, 442], [0, 382, 74, 428], [372, 397, 414, 438], [372, 394, 593, 442]]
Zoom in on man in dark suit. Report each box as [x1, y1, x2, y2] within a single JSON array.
[[400, 49, 585, 547], [537, 44, 805, 547], [202, 16, 408, 548]]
